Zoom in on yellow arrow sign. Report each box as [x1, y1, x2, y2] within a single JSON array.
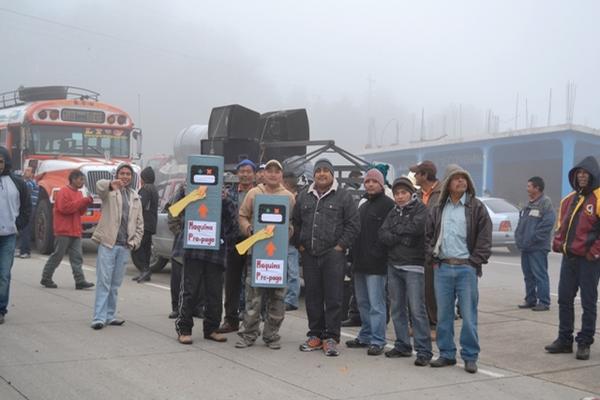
[[235, 225, 275, 255], [168, 186, 207, 217]]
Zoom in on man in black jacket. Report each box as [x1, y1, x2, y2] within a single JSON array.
[[0, 147, 31, 324], [425, 164, 492, 374], [293, 158, 360, 357], [379, 177, 432, 366], [345, 168, 394, 356], [132, 167, 159, 282]]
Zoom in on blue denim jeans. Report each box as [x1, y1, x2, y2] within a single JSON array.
[[354, 272, 387, 347], [558, 256, 600, 346], [93, 244, 130, 323], [0, 234, 17, 315], [434, 263, 479, 361], [521, 250, 550, 306], [17, 218, 33, 255], [388, 266, 432, 358], [284, 246, 300, 308]]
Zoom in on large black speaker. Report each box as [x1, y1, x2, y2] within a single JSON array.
[[208, 104, 260, 140], [201, 138, 260, 165], [257, 109, 310, 161]]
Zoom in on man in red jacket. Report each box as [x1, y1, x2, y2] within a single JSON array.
[[40, 170, 95, 289]]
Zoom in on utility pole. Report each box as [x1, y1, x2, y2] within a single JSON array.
[[547, 88, 552, 126]]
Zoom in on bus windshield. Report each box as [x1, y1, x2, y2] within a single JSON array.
[[30, 125, 130, 158]]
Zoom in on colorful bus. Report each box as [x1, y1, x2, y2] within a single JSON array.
[[0, 86, 143, 253]]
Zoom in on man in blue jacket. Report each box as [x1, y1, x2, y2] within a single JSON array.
[[515, 177, 556, 311]]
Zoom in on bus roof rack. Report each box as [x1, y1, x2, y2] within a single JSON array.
[[0, 86, 100, 109]]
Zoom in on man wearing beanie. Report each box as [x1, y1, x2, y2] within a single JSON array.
[[132, 166, 159, 282], [218, 159, 257, 333], [293, 158, 360, 356], [379, 176, 432, 366], [91, 163, 144, 330], [345, 168, 394, 356], [425, 165, 491, 373]]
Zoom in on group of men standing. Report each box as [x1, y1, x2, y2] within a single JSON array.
[[1, 143, 599, 368]]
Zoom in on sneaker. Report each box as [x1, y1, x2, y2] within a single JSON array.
[[531, 304, 550, 311], [299, 336, 323, 352], [40, 279, 58, 289], [75, 281, 95, 290], [544, 339, 573, 354], [285, 303, 298, 311], [367, 344, 384, 356], [323, 338, 339, 357], [265, 337, 281, 350], [345, 338, 369, 348], [414, 356, 430, 366], [178, 335, 193, 345], [518, 302, 536, 309], [19, 253, 31, 259], [464, 360, 478, 373], [91, 321, 104, 330], [385, 348, 413, 358], [216, 321, 239, 334], [430, 357, 457, 367], [235, 337, 255, 348], [576, 344, 590, 360], [168, 311, 179, 319]]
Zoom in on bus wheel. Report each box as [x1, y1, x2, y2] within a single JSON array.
[[35, 199, 55, 255]]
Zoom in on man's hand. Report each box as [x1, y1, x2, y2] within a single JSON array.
[[110, 179, 123, 191], [298, 245, 305, 252], [586, 252, 598, 262], [334, 244, 344, 252]]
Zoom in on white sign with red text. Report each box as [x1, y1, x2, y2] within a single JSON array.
[[186, 220, 217, 248], [254, 258, 285, 286]]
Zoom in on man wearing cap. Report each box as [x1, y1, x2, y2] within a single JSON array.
[[282, 170, 301, 311], [218, 159, 257, 333], [345, 168, 394, 356], [410, 160, 441, 337], [293, 158, 360, 356], [235, 159, 295, 350], [90, 164, 144, 330], [425, 164, 492, 373], [379, 177, 432, 365]]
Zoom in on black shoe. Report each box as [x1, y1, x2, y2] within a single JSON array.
[[518, 302, 536, 309], [385, 348, 413, 358], [531, 304, 549, 311], [168, 311, 179, 319], [108, 319, 125, 326], [464, 360, 478, 373], [285, 303, 298, 311], [367, 344, 385, 356], [137, 270, 152, 283], [430, 357, 457, 367], [345, 338, 369, 348], [414, 356, 430, 366], [75, 281, 95, 290], [40, 279, 58, 289], [341, 318, 362, 327], [91, 321, 104, 330], [576, 344, 590, 360], [544, 339, 573, 354]]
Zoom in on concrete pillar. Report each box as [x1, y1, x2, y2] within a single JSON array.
[[482, 146, 494, 196], [561, 136, 575, 198]]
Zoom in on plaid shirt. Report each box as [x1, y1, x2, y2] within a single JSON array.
[[170, 191, 238, 266]]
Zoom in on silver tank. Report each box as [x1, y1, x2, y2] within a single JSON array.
[[173, 124, 208, 164]]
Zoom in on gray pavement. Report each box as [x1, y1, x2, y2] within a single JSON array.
[[1, 247, 599, 400]]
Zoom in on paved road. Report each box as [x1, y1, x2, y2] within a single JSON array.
[[1, 245, 599, 400]]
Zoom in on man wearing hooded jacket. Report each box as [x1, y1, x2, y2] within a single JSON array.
[[132, 166, 159, 283], [425, 164, 492, 373], [545, 156, 600, 361], [0, 147, 31, 324]]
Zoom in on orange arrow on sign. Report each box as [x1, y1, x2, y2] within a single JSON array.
[[198, 203, 208, 218], [265, 241, 276, 257]]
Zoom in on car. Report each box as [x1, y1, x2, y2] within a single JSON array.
[[479, 196, 520, 254]]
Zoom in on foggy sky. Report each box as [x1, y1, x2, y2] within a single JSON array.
[[1, 0, 599, 156]]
